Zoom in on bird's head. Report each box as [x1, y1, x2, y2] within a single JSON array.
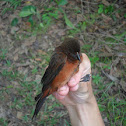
[[59, 38, 81, 62]]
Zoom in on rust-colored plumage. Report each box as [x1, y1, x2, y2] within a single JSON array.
[[32, 38, 82, 119]]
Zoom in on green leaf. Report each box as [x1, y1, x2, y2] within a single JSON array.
[[22, 5, 36, 11], [98, 4, 104, 14], [19, 11, 33, 17], [19, 5, 36, 17], [7, 85, 13, 88], [104, 9, 108, 14], [36, 10, 41, 21], [98, 8, 103, 14], [124, 13, 126, 18], [81, 21, 87, 30], [28, 16, 33, 26], [58, 0, 68, 6], [11, 18, 18, 26], [64, 14, 75, 29], [39, 23, 44, 27], [30, 7, 36, 14]]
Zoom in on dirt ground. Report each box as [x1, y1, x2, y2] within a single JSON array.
[[0, 0, 126, 126]]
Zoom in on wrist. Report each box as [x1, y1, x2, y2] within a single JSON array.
[[66, 95, 104, 126]]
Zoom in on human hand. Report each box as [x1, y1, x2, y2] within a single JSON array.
[[53, 53, 93, 106]]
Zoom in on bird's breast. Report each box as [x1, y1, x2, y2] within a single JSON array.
[[51, 59, 81, 91]]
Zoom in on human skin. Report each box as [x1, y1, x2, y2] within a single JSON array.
[[53, 53, 105, 126]]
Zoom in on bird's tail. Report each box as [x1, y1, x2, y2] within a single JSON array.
[[32, 88, 51, 120], [35, 92, 42, 101], [32, 95, 47, 120]]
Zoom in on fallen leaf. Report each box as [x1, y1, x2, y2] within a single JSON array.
[[115, 52, 126, 58], [102, 14, 112, 23], [115, 13, 120, 18], [57, 29, 66, 36], [29, 65, 34, 69], [0, 106, 6, 118], [10, 26, 19, 35], [120, 80, 126, 92], [121, 58, 126, 66], [112, 57, 120, 66], [25, 1, 32, 5], [35, 58, 42, 61], [13, 54, 19, 61], [103, 117, 108, 123], [77, 14, 84, 23], [26, 76, 32, 81], [37, 50, 47, 55], [105, 45, 112, 53], [41, 59, 46, 65], [16, 62, 31, 67], [99, 52, 113, 57], [11, 81, 19, 88], [102, 0, 110, 6], [105, 73, 119, 82], [1, 31, 6, 36], [35, 75, 41, 84], [25, 22, 31, 28], [96, 62, 107, 67], [17, 111, 23, 119], [22, 36, 36, 47], [18, 68, 28, 75], [13, 48, 20, 54]]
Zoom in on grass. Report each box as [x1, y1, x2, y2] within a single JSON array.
[[0, 118, 8, 126], [0, 49, 7, 59], [90, 48, 126, 125], [92, 73, 126, 126], [1, 0, 22, 15]]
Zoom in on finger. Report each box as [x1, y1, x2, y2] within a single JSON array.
[[68, 72, 81, 87], [58, 85, 69, 96], [53, 92, 66, 100], [79, 53, 91, 76], [69, 84, 79, 91]]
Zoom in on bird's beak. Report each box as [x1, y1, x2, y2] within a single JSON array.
[[77, 52, 80, 61]]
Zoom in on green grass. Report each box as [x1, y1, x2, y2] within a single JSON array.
[[0, 118, 8, 126], [0, 49, 7, 59], [93, 74, 126, 126], [1, 0, 22, 15]]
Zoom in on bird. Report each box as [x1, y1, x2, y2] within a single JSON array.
[[32, 38, 82, 119]]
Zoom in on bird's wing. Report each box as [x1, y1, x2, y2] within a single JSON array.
[[41, 52, 67, 93]]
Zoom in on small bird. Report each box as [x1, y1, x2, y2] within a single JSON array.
[[32, 38, 82, 119]]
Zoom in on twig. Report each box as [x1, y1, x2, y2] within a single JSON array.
[[100, 64, 119, 83], [81, 0, 84, 15]]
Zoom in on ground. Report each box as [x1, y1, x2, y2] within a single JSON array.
[[0, 0, 126, 126]]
